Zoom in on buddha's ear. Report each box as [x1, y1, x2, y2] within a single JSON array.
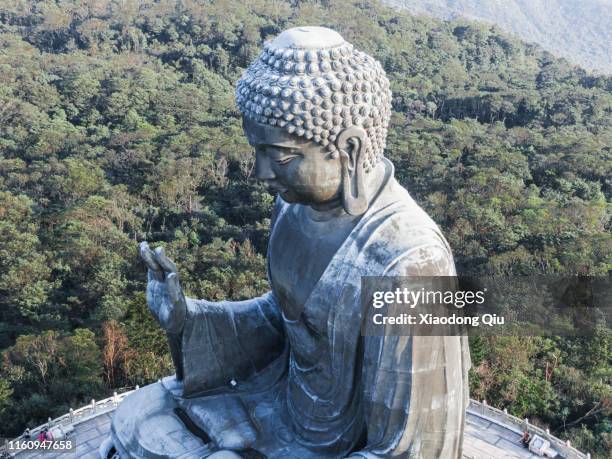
[[336, 126, 368, 216]]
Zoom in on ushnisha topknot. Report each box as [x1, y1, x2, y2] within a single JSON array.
[[236, 26, 392, 173]]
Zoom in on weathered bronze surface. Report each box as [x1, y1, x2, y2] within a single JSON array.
[[106, 26, 470, 459]]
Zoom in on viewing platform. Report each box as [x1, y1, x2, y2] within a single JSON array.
[[2, 388, 590, 459]]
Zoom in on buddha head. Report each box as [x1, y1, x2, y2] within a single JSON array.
[[237, 26, 392, 215]]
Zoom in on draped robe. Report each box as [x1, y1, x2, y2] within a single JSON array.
[[132, 163, 470, 458]]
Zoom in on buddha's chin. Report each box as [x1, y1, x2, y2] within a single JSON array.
[[277, 190, 314, 206], [278, 190, 299, 203], [276, 187, 339, 207]]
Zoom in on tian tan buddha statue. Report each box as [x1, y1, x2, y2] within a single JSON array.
[[104, 26, 470, 459]]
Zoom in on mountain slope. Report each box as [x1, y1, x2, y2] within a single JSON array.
[[383, 0, 612, 73]]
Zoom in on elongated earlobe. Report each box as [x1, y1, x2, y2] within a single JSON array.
[[337, 127, 368, 216]]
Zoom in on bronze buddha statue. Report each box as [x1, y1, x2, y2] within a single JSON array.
[[104, 26, 470, 459]]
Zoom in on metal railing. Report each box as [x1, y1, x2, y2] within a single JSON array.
[[468, 399, 590, 459], [1, 386, 139, 456], [1, 393, 589, 458]]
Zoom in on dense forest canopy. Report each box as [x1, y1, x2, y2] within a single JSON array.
[[0, 0, 610, 456], [383, 0, 612, 73]]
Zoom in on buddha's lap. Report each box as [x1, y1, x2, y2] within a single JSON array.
[[111, 380, 339, 458]]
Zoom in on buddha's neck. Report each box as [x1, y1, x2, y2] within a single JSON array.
[[307, 161, 388, 222]]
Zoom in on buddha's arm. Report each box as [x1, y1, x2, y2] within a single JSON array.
[[177, 198, 288, 396], [141, 198, 288, 396], [179, 291, 286, 397]]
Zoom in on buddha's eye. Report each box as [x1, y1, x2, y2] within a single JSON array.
[[274, 154, 300, 165], [266, 146, 301, 165]]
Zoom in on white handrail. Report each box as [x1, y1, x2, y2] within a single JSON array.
[[1, 387, 138, 455], [468, 400, 588, 459]]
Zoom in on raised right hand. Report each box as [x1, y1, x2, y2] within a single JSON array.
[[139, 241, 187, 334]]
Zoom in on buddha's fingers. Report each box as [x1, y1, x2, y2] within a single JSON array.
[[153, 246, 178, 274], [140, 241, 164, 281]]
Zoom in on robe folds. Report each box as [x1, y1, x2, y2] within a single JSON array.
[[178, 163, 470, 458]]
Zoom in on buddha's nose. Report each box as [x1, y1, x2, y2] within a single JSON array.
[[254, 150, 276, 180]]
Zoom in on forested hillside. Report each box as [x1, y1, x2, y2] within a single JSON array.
[[383, 0, 612, 73], [0, 0, 610, 455]]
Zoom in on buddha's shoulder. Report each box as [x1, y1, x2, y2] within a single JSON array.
[[366, 179, 453, 263], [373, 179, 443, 233]]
